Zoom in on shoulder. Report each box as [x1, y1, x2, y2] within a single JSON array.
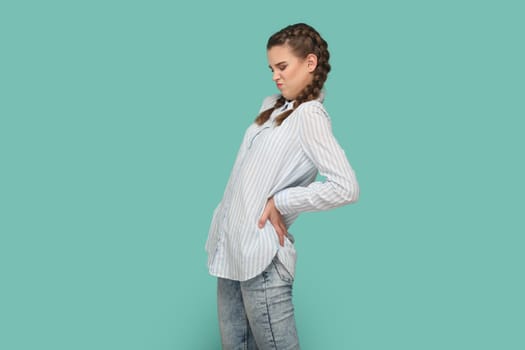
[[258, 94, 280, 113], [295, 100, 330, 122]]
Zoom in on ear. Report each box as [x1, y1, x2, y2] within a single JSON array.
[[306, 53, 318, 72]]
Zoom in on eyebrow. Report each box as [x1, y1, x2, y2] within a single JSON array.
[[268, 61, 287, 69]]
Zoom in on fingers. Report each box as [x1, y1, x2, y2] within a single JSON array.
[[272, 217, 287, 247], [258, 206, 269, 228], [258, 199, 272, 228], [278, 229, 285, 247], [258, 198, 287, 247]]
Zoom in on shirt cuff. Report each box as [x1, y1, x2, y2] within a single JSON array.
[[273, 190, 294, 216]]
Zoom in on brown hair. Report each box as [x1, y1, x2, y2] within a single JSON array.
[[255, 23, 331, 126]]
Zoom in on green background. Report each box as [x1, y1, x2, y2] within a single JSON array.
[[1, 0, 523, 349]]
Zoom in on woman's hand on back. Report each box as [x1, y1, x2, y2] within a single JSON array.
[[258, 197, 287, 247]]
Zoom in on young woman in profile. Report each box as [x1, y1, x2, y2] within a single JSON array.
[[205, 23, 359, 349]]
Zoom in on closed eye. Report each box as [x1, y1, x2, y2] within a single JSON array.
[[268, 62, 288, 72]]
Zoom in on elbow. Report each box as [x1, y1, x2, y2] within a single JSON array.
[[342, 181, 359, 204], [327, 180, 359, 207], [337, 175, 360, 205], [350, 182, 360, 203]]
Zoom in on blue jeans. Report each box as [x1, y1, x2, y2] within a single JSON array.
[[217, 257, 300, 350]]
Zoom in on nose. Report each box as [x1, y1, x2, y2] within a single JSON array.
[[272, 70, 279, 82]]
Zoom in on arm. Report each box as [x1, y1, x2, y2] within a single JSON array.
[[273, 102, 359, 215]]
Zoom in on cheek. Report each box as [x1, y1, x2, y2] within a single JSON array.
[[283, 66, 299, 81]]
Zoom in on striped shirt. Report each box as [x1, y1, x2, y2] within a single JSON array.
[[205, 93, 359, 281]]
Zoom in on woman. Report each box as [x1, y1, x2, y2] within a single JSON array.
[[205, 23, 359, 349]]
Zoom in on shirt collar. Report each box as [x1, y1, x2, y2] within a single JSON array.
[[280, 90, 325, 112]]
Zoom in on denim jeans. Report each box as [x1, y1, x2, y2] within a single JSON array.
[[217, 257, 300, 350]]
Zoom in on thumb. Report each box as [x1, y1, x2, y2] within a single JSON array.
[[258, 208, 269, 228]]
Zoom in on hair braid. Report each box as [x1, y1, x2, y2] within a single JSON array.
[[255, 23, 331, 126], [254, 95, 286, 125]]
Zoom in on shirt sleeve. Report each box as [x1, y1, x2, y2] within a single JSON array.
[[273, 102, 359, 215]]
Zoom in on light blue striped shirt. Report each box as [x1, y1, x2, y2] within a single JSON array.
[[205, 93, 359, 281]]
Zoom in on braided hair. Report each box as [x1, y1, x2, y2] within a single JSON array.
[[255, 23, 331, 126]]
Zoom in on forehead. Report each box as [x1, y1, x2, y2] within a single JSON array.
[[267, 44, 300, 64]]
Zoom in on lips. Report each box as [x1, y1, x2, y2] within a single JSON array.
[[276, 83, 283, 89]]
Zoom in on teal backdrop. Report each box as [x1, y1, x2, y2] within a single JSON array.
[[1, 0, 523, 349]]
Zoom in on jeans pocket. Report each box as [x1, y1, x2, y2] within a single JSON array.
[[272, 258, 294, 284]]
